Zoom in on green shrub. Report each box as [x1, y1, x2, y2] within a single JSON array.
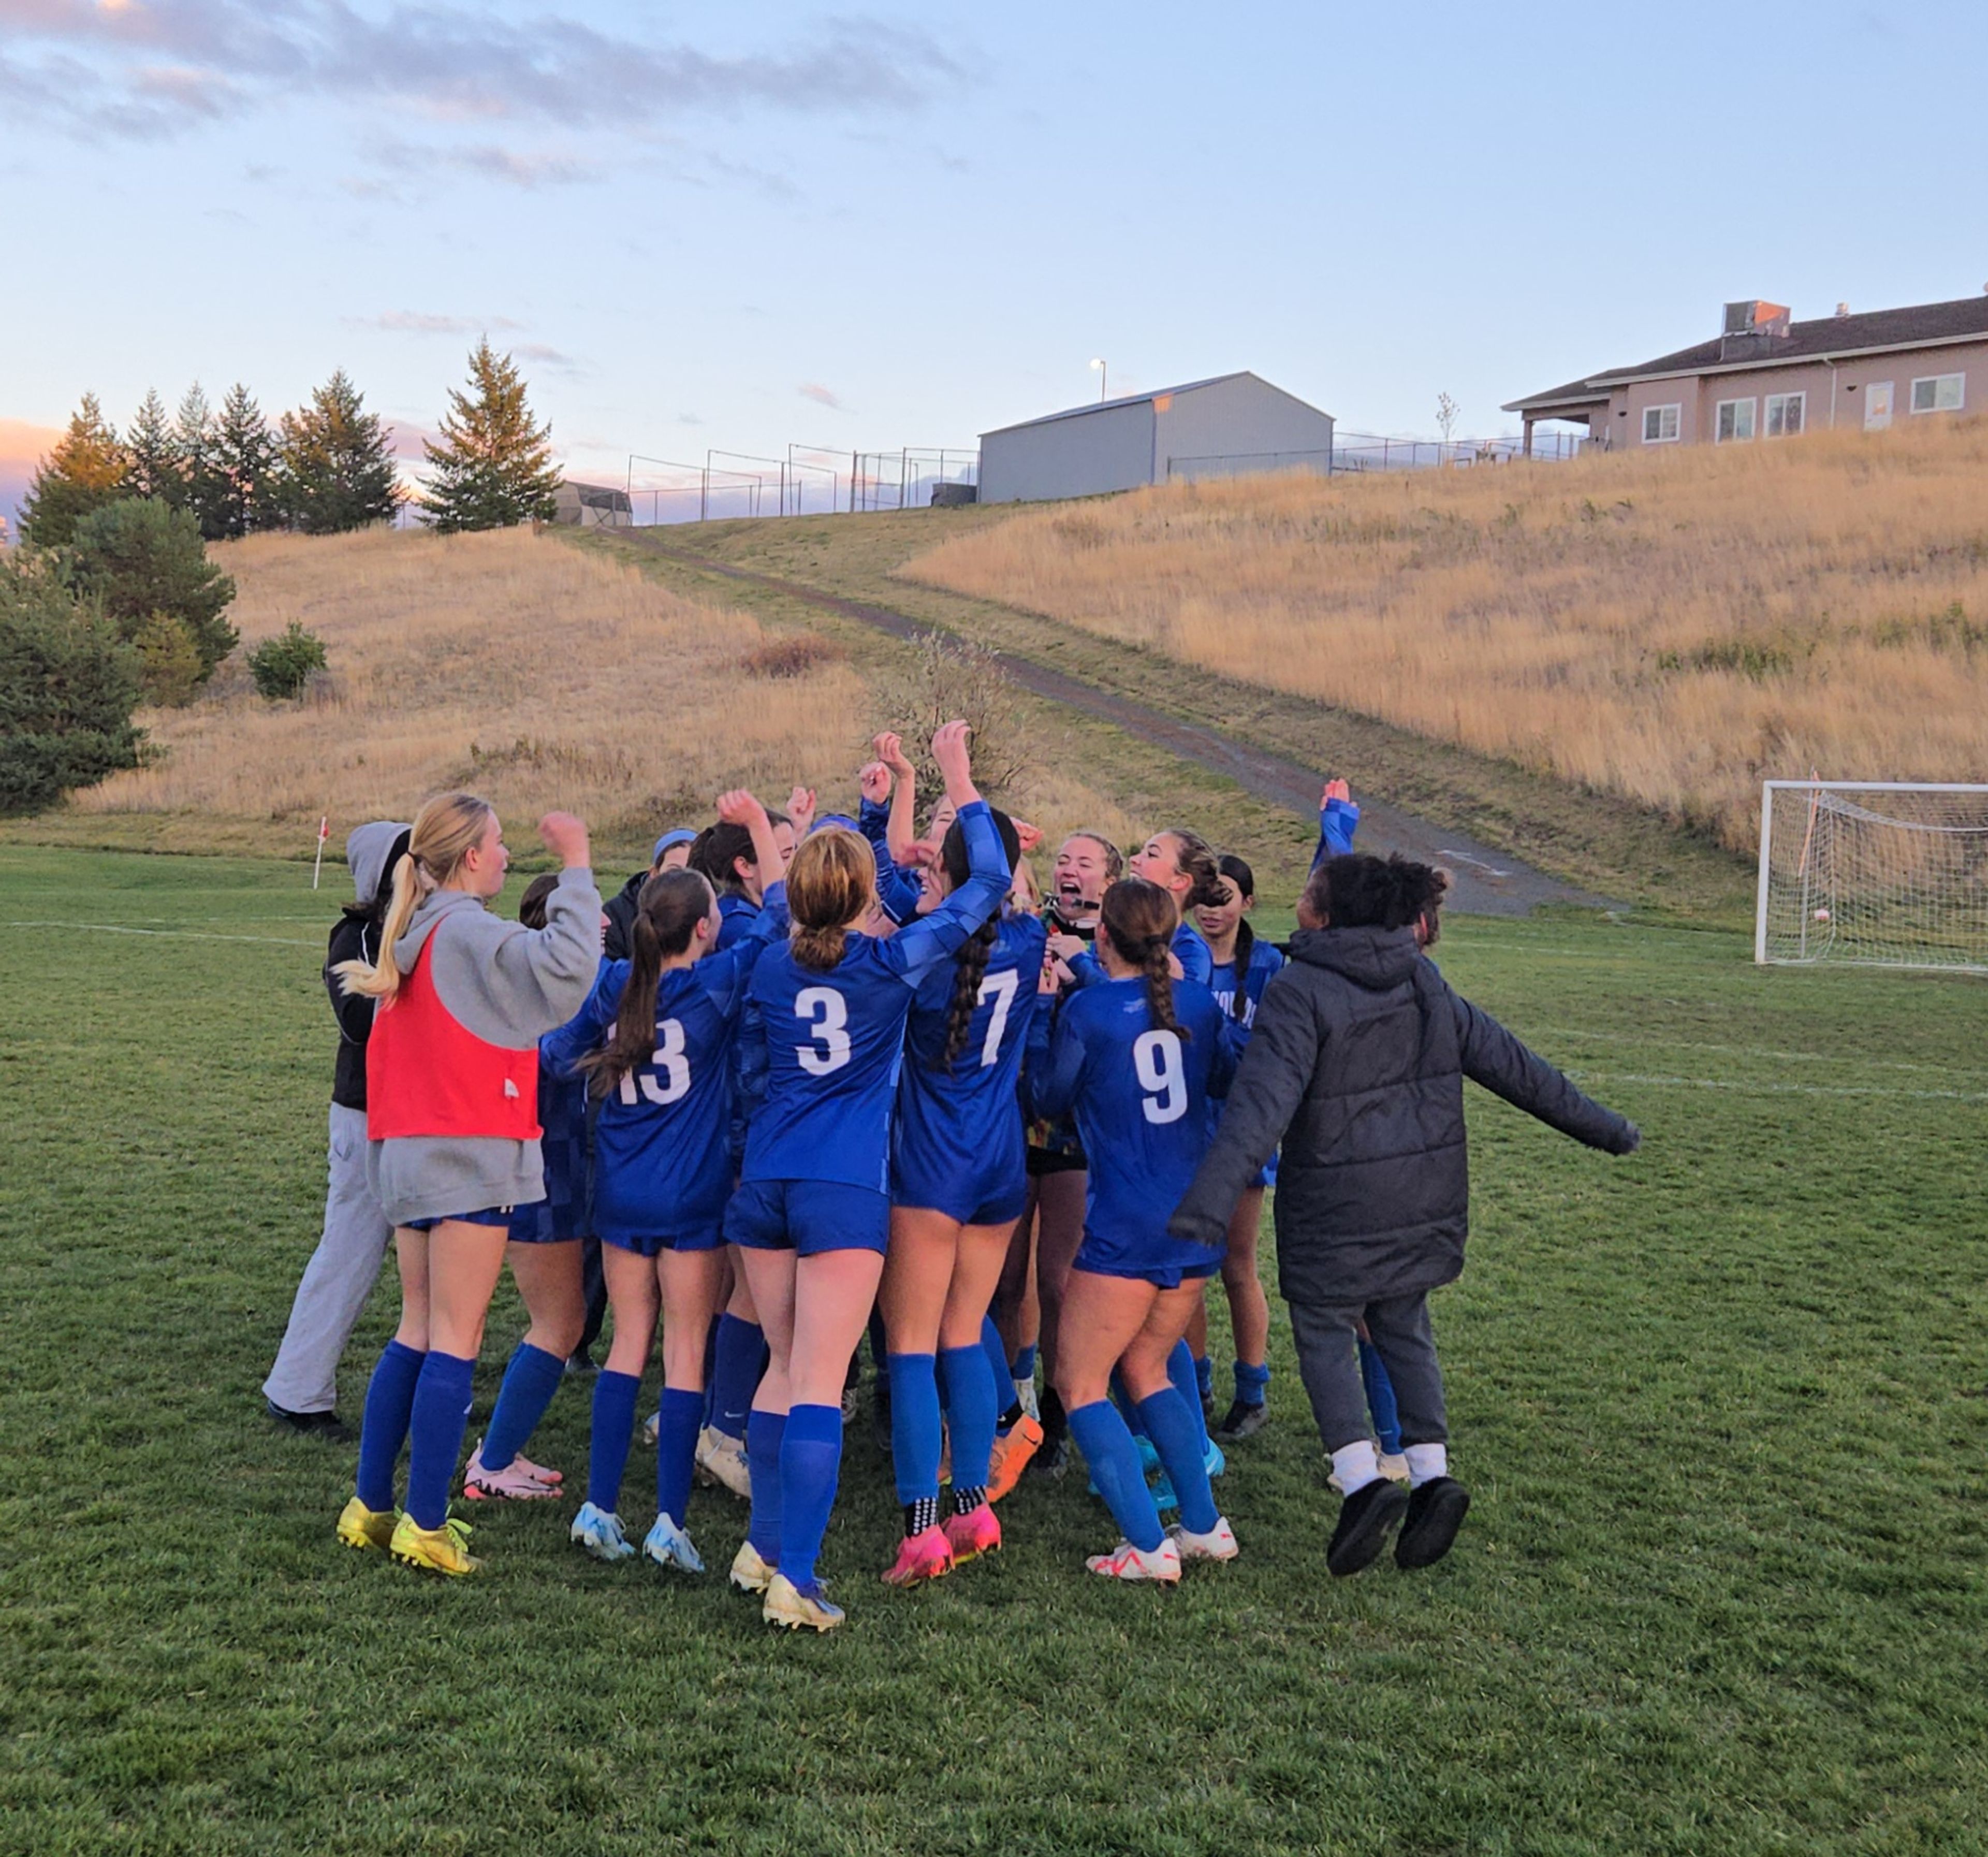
[[247, 621, 329, 700], [130, 611, 206, 707], [68, 498, 238, 680], [0, 555, 143, 814]]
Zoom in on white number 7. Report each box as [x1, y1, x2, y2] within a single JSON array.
[[977, 968, 1020, 1067]]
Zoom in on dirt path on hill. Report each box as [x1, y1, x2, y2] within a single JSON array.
[[614, 531, 1612, 917]]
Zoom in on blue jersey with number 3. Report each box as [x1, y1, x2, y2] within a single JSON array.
[[1024, 976, 1237, 1274], [741, 802, 1011, 1193]]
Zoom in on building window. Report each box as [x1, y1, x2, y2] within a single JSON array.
[[1715, 398, 1756, 443], [1910, 373, 1965, 414], [1642, 403, 1680, 444], [1764, 392, 1805, 438]]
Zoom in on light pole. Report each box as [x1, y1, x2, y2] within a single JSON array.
[[1090, 357, 1107, 402]]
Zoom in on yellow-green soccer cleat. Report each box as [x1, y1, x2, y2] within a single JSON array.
[[388, 1511, 480, 1577], [335, 1497, 397, 1552], [728, 1539, 776, 1595], [763, 1572, 845, 1633]]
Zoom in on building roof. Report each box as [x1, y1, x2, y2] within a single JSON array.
[[1503, 295, 1988, 413], [981, 372, 1258, 438]]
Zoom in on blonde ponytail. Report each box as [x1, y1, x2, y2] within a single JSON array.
[[335, 792, 493, 1000]]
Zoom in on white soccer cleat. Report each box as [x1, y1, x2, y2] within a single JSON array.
[[570, 1501, 635, 1561], [462, 1438, 561, 1501], [1168, 1516, 1240, 1563], [642, 1512, 705, 1574], [695, 1425, 752, 1500], [1084, 1536, 1182, 1584], [1378, 1451, 1411, 1484], [641, 1409, 661, 1449]]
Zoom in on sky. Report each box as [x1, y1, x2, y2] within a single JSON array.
[[4, 1, 1987, 527]]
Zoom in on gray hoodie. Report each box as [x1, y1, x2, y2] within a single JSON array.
[[367, 865, 602, 1226]]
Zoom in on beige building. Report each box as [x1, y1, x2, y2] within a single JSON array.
[[1504, 294, 1988, 453]]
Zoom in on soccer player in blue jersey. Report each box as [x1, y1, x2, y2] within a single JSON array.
[[878, 804, 1047, 1586], [725, 719, 1008, 1631], [544, 791, 790, 1575], [1025, 877, 1242, 1584]]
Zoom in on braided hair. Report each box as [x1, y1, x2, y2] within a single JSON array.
[[1101, 877, 1187, 1041], [1216, 852, 1256, 1024], [933, 807, 1022, 1070]]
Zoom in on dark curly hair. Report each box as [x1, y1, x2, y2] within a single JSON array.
[[1303, 853, 1450, 944]]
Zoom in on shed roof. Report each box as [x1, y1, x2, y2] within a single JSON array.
[[1503, 295, 1988, 413], [981, 371, 1259, 438]]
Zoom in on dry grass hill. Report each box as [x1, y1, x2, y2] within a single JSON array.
[[904, 418, 1988, 852]]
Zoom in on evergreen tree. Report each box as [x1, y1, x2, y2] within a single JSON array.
[[210, 383, 278, 539], [18, 394, 130, 549], [126, 389, 184, 504], [419, 338, 562, 532], [69, 499, 239, 681], [174, 384, 225, 539], [276, 370, 401, 535]]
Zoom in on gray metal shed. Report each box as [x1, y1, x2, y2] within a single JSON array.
[[977, 372, 1334, 504]]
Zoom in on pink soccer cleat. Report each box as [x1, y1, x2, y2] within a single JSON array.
[[462, 1438, 561, 1502], [881, 1524, 955, 1588], [942, 1502, 1002, 1566]]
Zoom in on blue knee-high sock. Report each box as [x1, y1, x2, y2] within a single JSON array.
[[939, 1343, 999, 1491], [709, 1315, 764, 1443], [481, 1341, 565, 1472], [654, 1387, 703, 1527], [1110, 1368, 1147, 1438], [587, 1370, 640, 1515], [355, 1339, 425, 1512], [1139, 1388, 1219, 1534], [777, 1402, 844, 1589], [1360, 1339, 1404, 1457], [404, 1350, 475, 1530], [979, 1316, 1011, 1411], [1011, 1342, 1036, 1385], [1068, 1400, 1165, 1553], [745, 1409, 785, 1562], [886, 1353, 941, 1504], [1168, 1340, 1212, 1452], [1233, 1359, 1271, 1408]]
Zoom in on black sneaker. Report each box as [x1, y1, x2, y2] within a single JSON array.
[[1213, 1399, 1269, 1443], [266, 1399, 353, 1444], [1029, 1433, 1069, 1479], [563, 1352, 598, 1379], [1394, 1476, 1471, 1570], [1325, 1477, 1410, 1577]]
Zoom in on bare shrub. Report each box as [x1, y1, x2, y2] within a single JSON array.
[[869, 628, 1030, 805], [741, 634, 847, 679]]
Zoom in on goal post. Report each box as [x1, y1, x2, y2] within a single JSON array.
[[1755, 781, 1988, 973]]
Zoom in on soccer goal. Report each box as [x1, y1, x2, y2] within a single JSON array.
[[1755, 781, 1988, 972]]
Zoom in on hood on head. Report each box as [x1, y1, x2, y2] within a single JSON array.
[[346, 821, 412, 908], [1286, 923, 1423, 991]]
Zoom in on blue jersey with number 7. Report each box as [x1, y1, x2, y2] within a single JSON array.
[[741, 801, 1011, 1193], [1024, 976, 1237, 1272]]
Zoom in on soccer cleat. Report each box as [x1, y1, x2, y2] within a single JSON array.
[[641, 1409, 661, 1449], [511, 1450, 563, 1486], [881, 1524, 955, 1587], [335, 1496, 397, 1552], [764, 1572, 845, 1632], [270, 1400, 354, 1443], [1029, 1433, 1069, 1479], [695, 1426, 752, 1500], [728, 1539, 776, 1595], [642, 1512, 705, 1575], [462, 1439, 561, 1501], [942, 1502, 1002, 1566], [569, 1501, 635, 1562], [1014, 1377, 1040, 1423], [1213, 1399, 1269, 1443], [1084, 1536, 1182, 1584], [388, 1511, 479, 1576], [1152, 1438, 1226, 1515], [1378, 1451, 1411, 1484], [1168, 1515, 1240, 1563], [986, 1413, 1044, 1504], [1326, 1478, 1411, 1577], [1394, 1476, 1471, 1570]]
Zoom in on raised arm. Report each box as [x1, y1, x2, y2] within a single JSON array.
[[883, 720, 1005, 984], [857, 774, 926, 927], [1312, 778, 1361, 869], [540, 960, 626, 1079], [876, 731, 920, 867], [1450, 986, 1639, 1153]]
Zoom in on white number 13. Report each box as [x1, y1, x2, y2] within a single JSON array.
[[1133, 1029, 1187, 1125], [796, 986, 852, 1076]]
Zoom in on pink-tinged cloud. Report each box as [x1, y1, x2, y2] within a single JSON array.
[[0, 417, 63, 535], [799, 383, 845, 412]]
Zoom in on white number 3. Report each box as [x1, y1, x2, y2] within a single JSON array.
[[619, 1019, 691, 1106], [796, 986, 852, 1076], [1133, 1029, 1187, 1124]]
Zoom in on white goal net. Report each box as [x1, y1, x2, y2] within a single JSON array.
[[1755, 782, 1988, 973]]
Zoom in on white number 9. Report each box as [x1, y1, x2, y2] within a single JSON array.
[[796, 986, 852, 1077], [1133, 1029, 1187, 1125]]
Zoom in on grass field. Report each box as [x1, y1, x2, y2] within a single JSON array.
[[5, 844, 1985, 1854]]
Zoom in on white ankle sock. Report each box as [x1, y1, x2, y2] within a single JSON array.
[[1404, 1442, 1448, 1488], [1332, 1439, 1379, 1494]]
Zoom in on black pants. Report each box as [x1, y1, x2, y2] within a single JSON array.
[[1287, 1291, 1446, 1453]]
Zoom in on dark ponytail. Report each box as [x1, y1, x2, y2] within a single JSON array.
[[1102, 877, 1186, 1041], [934, 807, 1022, 1070], [1216, 852, 1255, 1024], [1162, 826, 1226, 911], [580, 871, 713, 1099]]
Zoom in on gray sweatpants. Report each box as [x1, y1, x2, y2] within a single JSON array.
[[262, 1104, 394, 1415], [1287, 1290, 1448, 1453]]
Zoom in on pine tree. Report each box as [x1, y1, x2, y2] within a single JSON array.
[[419, 338, 562, 532], [126, 390, 184, 505], [69, 499, 239, 681], [210, 384, 278, 539], [174, 384, 224, 537], [275, 370, 401, 535], [18, 394, 130, 549]]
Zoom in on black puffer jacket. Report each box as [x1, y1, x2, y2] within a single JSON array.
[[602, 869, 648, 963], [1169, 925, 1637, 1306]]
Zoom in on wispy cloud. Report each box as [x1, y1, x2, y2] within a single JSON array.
[[513, 343, 576, 370], [0, 3, 967, 147], [347, 311, 525, 335], [382, 138, 597, 189], [799, 383, 846, 412]]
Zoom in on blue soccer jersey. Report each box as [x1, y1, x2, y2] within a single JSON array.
[[893, 907, 1048, 1221], [543, 888, 784, 1247], [1024, 975, 1237, 1280], [741, 801, 1010, 1194]]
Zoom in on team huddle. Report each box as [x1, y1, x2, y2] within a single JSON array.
[[263, 720, 1640, 1633]]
